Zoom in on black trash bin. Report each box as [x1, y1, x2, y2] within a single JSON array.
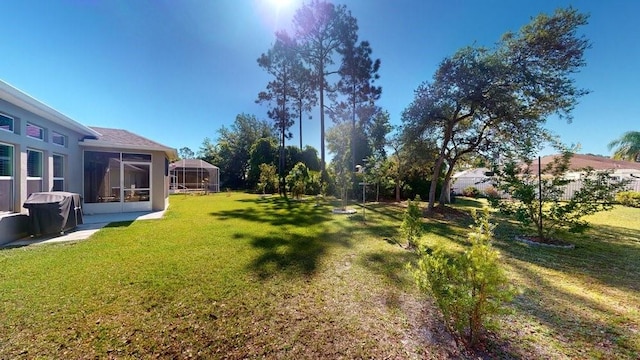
[[23, 192, 83, 236]]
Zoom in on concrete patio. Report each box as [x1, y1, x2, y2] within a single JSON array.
[[2, 210, 165, 248]]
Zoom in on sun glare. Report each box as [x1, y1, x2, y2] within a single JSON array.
[[268, 0, 291, 10]]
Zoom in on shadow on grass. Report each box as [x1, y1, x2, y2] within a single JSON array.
[[362, 202, 404, 222], [211, 196, 332, 227], [359, 250, 417, 289], [422, 219, 471, 249], [249, 230, 351, 280], [450, 197, 486, 210], [503, 259, 639, 358], [493, 217, 640, 294], [103, 221, 134, 228]]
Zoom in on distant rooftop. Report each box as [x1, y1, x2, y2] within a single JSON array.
[[537, 154, 640, 171], [169, 159, 218, 169], [81, 126, 177, 158]]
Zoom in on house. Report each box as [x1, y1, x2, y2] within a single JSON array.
[[535, 153, 640, 181], [169, 159, 220, 193], [0, 80, 177, 244], [451, 167, 494, 194], [451, 154, 640, 200]]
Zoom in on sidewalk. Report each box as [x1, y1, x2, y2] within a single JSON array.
[[2, 210, 165, 248]]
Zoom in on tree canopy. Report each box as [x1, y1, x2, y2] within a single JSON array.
[[200, 114, 275, 189], [402, 7, 590, 210]]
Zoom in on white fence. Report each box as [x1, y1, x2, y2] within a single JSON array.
[[559, 179, 640, 200], [451, 177, 494, 195], [452, 178, 640, 201]]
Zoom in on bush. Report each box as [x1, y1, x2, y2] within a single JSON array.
[[483, 186, 500, 199], [462, 186, 480, 198], [410, 208, 514, 347], [286, 162, 310, 199], [400, 195, 423, 249], [616, 191, 640, 208]]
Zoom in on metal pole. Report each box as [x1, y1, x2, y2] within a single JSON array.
[[362, 183, 366, 222], [538, 156, 543, 236]]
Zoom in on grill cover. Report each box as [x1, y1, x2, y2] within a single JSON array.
[[23, 192, 83, 236]]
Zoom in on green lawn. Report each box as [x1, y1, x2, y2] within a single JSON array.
[[0, 193, 638, 359]]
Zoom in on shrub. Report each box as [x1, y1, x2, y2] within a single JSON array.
[[616, 191, 640, 208], [483, 186, 500, 199], [462, 186, 480, 198], [286, 162, 310, 199], [400, 195, 423, 249], [258, 163, 278, 194], [306, 171, 322, 195], [490, 151, 630, 240], [410, 208, 514, 347]]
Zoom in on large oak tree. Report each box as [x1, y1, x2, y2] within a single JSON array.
[[402, 7, 590, 211]]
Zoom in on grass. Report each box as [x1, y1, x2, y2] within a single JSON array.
[[0, 194, 444, 358], [428, 197, 640, 359], [0, 193, 638, 358]]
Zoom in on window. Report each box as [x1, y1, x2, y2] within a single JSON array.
[[122, 153, 152, 162], [0, 143, 14, 212], [84, 151, 152, 204], [0, 113, 13, 133], [84, 151, 121, 203], [52, 131, 66, 146], [53, 154, 64, 191], [27, 149, 43, 195], [26, 123, 44, 140]]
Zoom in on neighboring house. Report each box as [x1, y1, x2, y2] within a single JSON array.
[[451, 154, 640, 200], [451, 167, 494, 194], [169, 159, 220, 193], [0, 80, 177, 244], [535, 153, 640, 181]]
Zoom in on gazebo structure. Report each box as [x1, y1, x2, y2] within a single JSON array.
[[169, 159, 220, 193]]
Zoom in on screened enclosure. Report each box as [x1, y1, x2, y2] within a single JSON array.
[[169, 159, 220, 193]]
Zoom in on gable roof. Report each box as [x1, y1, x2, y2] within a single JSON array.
[[536, 153, 640, 171], [81, 126, 178, 159], [453, 167, 492, 178], [0, 79, 100, 137]]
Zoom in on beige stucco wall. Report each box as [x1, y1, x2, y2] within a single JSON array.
[[0, 98, 86, 214], [79, 146, 170, 214], [0, 98, 87, 244]]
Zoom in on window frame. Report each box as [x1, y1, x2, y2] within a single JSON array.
[[52, 131, 66, 147], [0, 142, 15, 213], [53, 153, 65, 191], [26, 123, 45, 141], [0, 113, 14, 133], [26, 148, 43, 195]]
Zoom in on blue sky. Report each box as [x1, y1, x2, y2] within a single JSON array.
[[0, 0, 637, 159]]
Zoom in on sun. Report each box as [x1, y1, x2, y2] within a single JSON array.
[[267, 0, 291, 10]]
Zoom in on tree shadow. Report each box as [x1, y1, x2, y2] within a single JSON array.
[[493, 219, 640, 294], [362, 202, 404, 221], [500, 259, 639, 358], [249, 230, 351, 281], [211, 196, 332, 227], [359, 250, 417, 289]]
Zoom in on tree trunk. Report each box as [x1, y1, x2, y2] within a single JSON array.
[[319, 61, 326, 172], [428, 155, 446, 211], [439, 162, 456, 204], [299, 103, 303, 150]]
